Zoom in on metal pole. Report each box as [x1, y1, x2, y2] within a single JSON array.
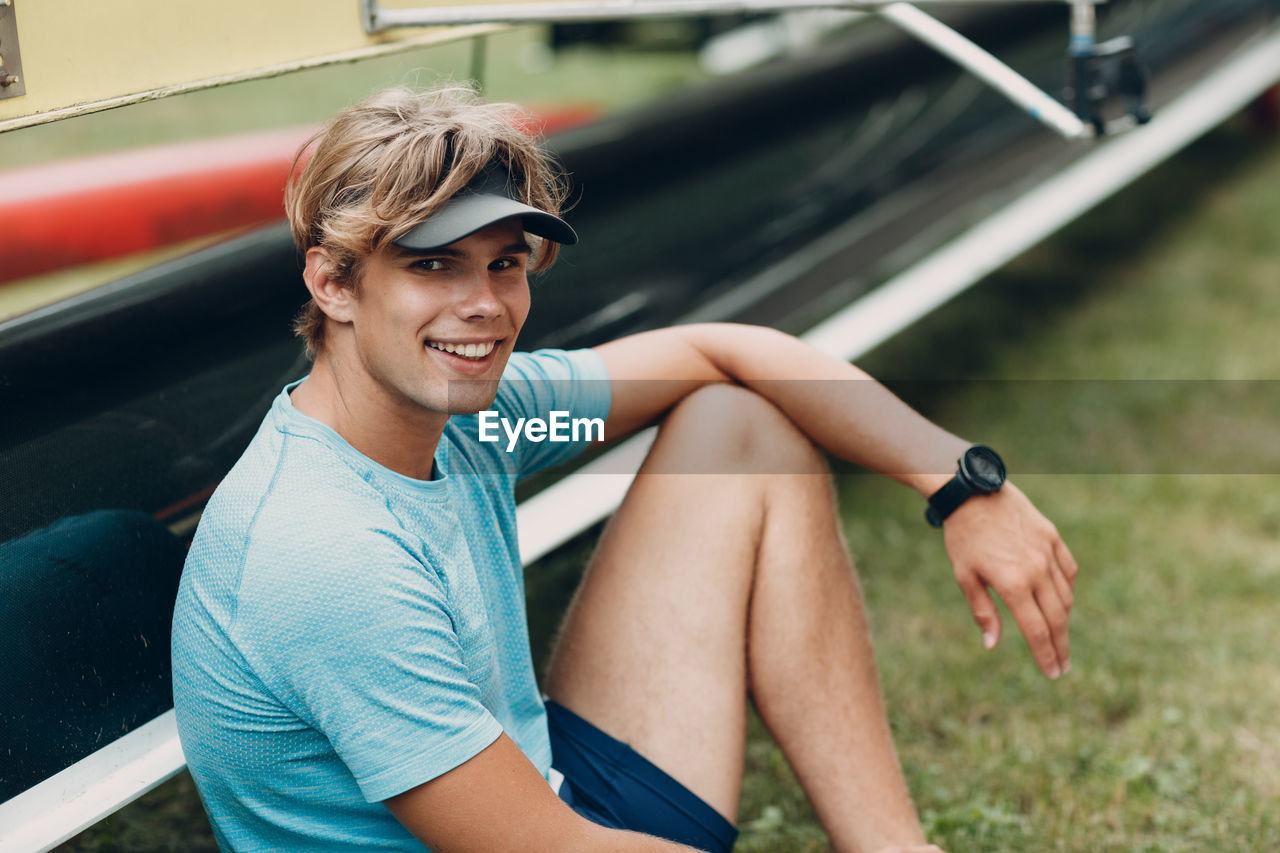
[[1069, 1, 1099, 130], [880, 3, 1090, 139], [1069, 0, 1096, 54]]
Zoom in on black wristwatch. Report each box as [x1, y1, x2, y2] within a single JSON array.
[[925, 445, 1006, 527]]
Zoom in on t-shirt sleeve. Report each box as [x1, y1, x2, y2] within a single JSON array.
[[491, 348, 612, 480], [234, 527, 503, 803]]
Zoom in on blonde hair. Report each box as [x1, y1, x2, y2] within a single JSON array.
[[284, 85, 570, 359]]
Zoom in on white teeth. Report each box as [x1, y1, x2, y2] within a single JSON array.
[[428, 340, 496, 359]]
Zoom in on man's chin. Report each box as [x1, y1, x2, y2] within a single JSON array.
[[443, 380, 501, 415]]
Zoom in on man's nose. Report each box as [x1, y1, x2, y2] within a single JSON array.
[[455, 271, 503, 320]]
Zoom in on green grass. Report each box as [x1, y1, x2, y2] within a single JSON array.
[[50, 106, 1280, 853]]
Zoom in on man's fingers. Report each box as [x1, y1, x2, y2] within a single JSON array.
[[1007, 587, 1064, 679], [1054, 536, 1080, 588], [958, 577, 1002, 650], [1035, 582, 1071, 673], [1048, 552, 1074, 612]]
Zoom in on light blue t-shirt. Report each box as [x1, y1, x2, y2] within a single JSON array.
[[171, 348, 611, 852]]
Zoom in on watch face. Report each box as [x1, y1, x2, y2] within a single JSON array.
[[963, 446, 1006, 492]]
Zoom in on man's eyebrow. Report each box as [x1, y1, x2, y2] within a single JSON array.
[[501, 241, 534, 255]]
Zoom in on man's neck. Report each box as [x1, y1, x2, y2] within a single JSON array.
[[290, 355, 448, 482]]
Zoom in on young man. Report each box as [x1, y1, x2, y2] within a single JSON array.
[[172, 86, 1076, 853]]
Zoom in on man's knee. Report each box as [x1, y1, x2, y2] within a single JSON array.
[[655, 384, 828, 476]]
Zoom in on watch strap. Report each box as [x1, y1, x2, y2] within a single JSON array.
[[924, 474, 975, 527]]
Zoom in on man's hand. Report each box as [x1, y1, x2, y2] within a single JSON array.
[[942, 482, 1078, 679]]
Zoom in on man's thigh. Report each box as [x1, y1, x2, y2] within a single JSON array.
[[544, 385, 806, 822]]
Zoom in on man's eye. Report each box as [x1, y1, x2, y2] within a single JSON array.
[[490, 257, 524, 272], [413, 259, 448, 272]]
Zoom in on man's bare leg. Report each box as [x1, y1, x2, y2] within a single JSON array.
[[544, 385, 928, 853]]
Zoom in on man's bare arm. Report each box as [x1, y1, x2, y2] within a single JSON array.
[[593, 323, 1078, 679], [384, 734, 701, 852]]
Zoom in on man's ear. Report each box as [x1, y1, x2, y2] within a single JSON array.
[[303, 246, 357, 324]]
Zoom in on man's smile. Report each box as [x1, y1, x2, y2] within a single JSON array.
[[426, 339, 499, 360], [424, 338, 507, 378]]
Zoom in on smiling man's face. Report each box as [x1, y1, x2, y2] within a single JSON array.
[[342, 217, 532, 420]]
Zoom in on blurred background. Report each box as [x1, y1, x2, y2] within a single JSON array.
[[2, 2, 1278, 849]]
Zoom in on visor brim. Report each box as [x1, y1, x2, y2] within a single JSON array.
[[393, 193, 578, 251]]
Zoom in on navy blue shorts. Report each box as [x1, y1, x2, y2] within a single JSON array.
[[546, 700, 738, 853]]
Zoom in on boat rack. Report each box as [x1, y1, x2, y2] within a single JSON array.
[[363, 0, 1120, 139]]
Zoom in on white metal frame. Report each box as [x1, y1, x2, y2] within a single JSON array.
[[361, 0, 1100, 30], [362, 0, 1102, 139], [0, 714, 184, 852], [3, 18, 1278, 853]]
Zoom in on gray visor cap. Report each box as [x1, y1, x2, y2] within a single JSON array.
[[392, 192, 577, 251]]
